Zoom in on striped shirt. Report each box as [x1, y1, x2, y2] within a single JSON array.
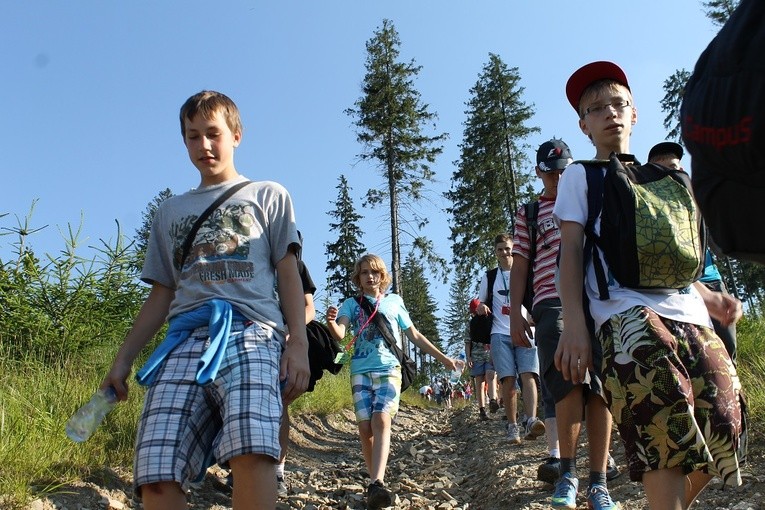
[[512, 196, 560, 308]]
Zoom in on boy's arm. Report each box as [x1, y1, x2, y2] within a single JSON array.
[[464, 338, 472, 367], [276, 253, 310, 403], [509, 255, 533, 347], [555, 220, 591, 385], [404, 325, 461, 372], [693, 280, 743, 327], [102, 283, 175, 401]]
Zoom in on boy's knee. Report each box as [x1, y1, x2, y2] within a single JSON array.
[[142, 481, 183, 497]]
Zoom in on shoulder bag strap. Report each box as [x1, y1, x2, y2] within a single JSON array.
[[357, 295, 402, 357], [179, 180, 253, 266]]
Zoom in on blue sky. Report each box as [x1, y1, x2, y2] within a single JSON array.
[[2, 1, 719, 320]]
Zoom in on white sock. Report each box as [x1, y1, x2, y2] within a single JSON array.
[[276, 462, 285, 478], [549, 448, 560, 459]]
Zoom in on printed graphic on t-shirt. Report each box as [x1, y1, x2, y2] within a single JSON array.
[[174, 203, 257, 283]]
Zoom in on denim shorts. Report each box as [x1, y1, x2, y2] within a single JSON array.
[[490, 332, 539, 380], [470, 360, 495, 377], [351, 369, 401, 422]]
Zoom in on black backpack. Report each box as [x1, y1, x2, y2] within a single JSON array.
[[681, 0, 765, 264], [581, 154, 706, 300], [468, 268, 498, 344]]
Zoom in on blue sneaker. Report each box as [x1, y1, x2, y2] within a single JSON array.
[[551, 472, 578, 508], [587, 483, 616, 510]]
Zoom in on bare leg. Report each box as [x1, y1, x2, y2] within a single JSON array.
[[643, 467, 686, 510], [358, 420, 373, 475], [278, 406, 289, 464], [475, 375, 487, 408], [556, 385, 584, 460], [141, 482, 186, 510], [368, 412, 392, 482], [585, 395, 611, 473], [685, 470, 713, 509], [519, 372, 538, 420], [501, 376, 518, 422], [229, 453, 277, 509], [486, 370, 498, 400]]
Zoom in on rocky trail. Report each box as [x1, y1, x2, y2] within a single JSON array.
[[25, 403, 762, 509]]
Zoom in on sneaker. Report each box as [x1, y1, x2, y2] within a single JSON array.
[[506, 423, 521, 444], [587, 483, 616, 510], [479, 408, 489, 421], [537, 457, 561, 484], [367, 479, 392, 509], [276, 475, 287, 498], [551, 472, 578, 509], [606, 454, 621, 481], [489, 399, 499, 413], [525, 417, 546, 440]]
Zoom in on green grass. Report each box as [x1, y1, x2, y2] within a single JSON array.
[[1, 320, 762, 508]]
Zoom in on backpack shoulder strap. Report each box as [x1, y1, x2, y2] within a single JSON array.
[[486, 267, 499, 310], [524, 201, 540, 264], [580, 162, 610, 300]]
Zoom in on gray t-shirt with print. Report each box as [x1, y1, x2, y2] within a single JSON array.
[[141, 176, 300, 330]]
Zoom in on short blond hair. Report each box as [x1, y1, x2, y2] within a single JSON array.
[[351, 254, 392, 293], [179, 90, 243, 138]]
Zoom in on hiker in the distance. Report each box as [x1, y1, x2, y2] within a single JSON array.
[[466, 298, 499, 421], [325, 253, 462, 510]]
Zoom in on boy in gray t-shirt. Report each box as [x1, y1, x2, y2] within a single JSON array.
[[101, 90, 309, 510]]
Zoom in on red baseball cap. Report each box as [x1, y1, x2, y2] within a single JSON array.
[[566, 61, 630, 112]]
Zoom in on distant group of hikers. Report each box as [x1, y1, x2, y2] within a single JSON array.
[[89, 1, 763, 507]]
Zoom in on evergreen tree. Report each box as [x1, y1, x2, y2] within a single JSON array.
[[132, 188, 173, 272], [324, 175, 366, 302], [346, 19, 448, 295], [446, 53, 539, 280], [441, 267, 474, 358], [703, 0, 740, 26], [400, 251, 441, 377], [660, 69, 691, 142]]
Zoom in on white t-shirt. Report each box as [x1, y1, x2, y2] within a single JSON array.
[[478, 268, 511, 335], [552, 162, 711, 331]]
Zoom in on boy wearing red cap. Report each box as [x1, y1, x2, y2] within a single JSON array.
[[553, 62, 744, 510]]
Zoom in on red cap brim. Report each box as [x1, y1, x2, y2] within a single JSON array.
[[566, 61, 629, 112]]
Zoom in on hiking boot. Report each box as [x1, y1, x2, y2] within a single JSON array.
[[489, 399, 499, 413], [479, 408, 489, 421], [506, 422, 521, 444], [551, 472, 578, 508], [606, 453, 621, 481], [276, 475, 287, 498], [587, 483, 617, 510], [537, 457, 561, 484], [367, 479, 392, 509], [524, 417, 546, 440]]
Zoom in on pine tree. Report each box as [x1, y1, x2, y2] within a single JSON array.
[[346, 19, 448, 295], [703, 0, 740, 26], [324, 175, 366, 302], [400, 251, 442, 378], [441, 267, 474, 358], [660, 69, 691, 142], [447, 53, 539, 280], [132, 188, 173, 272]]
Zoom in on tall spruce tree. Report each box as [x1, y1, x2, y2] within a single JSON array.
[[324, 175, 366, 302], [400, 251, 442, 377], [441, 267, 474, 358], [447, 53, 539, 279], [346, 19, 448, 295]]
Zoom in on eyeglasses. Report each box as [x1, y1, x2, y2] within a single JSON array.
[[583, 99, 631, 117]]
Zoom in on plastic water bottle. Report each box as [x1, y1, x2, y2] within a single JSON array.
[[65, 387, 117, 442]]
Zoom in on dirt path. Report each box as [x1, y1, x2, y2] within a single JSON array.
[[26, 403, 761, 509]]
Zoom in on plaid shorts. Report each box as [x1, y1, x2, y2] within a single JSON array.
[[133, 319, 283, 494], [599, 306, 743, 486], [351, 369, 401, 422]]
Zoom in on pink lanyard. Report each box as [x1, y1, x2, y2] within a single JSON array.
[[343, 296, 380, 353]]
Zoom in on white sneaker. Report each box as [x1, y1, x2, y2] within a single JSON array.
[[525, 417, 546, 440], [506, 422, 522, 444]]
